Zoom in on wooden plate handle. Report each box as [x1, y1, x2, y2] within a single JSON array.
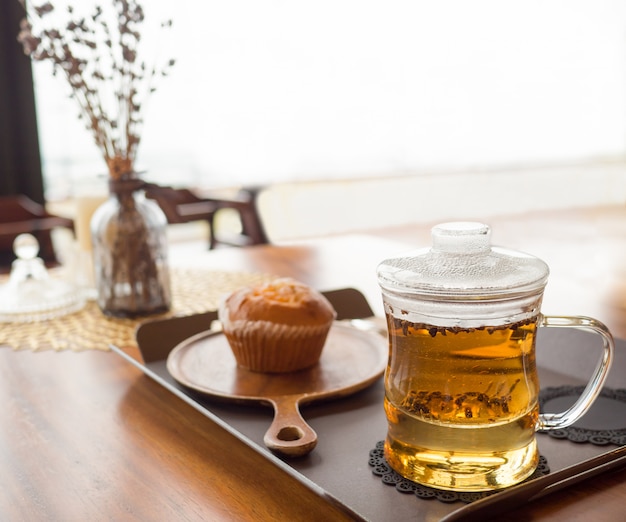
[[263, 396, 318, 458]]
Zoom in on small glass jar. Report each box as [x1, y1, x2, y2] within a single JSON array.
[[91, 177, 171, 317]]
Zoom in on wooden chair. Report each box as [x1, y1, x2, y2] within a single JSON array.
[[0, 195, 74, 272], [144, 184, 269, 249]]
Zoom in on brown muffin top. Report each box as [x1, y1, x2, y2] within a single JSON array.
[[221, 278, 336, 326]]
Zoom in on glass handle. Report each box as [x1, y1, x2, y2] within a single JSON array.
[[538, 315, 614, 430]]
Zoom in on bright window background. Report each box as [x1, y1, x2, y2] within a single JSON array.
[[33, 0, 626, 201]]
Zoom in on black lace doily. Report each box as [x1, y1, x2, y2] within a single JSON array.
[[539, 386, 626, 445], [368, 440, 550, 504]]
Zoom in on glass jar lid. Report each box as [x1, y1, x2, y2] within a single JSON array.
[[0, 234, 85, 322], [377, 222, 549, 300]]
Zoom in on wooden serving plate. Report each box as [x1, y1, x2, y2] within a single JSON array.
[[166, 322, 387, 457]]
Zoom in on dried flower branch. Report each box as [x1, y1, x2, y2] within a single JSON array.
[[17, 0, 175, 180]]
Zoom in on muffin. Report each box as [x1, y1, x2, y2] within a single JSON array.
[[218, 278, 336, 373]]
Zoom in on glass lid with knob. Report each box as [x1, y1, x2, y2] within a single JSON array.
[[0, 233, 86, 322], [377, 222, 550, 300]]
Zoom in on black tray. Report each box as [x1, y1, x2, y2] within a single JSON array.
[[111, 288, 626, 521]]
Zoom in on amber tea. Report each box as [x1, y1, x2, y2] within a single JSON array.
[[384, 315, 541, 491]]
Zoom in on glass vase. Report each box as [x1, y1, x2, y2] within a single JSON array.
[[91, 177, 171, 317]]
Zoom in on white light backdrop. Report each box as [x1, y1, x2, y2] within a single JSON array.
[[32, 0, 626, 200]]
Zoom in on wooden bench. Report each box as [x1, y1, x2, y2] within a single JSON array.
[[144, 184, 269, 249]]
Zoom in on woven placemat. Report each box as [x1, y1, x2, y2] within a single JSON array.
[[0, 268, 273, 352]]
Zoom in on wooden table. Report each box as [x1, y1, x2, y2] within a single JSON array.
[[2, 205, 626, 521]]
